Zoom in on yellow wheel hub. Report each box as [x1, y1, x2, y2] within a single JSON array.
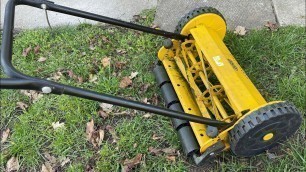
[[180, 13, 227, 39], [263, 133, 274, 141]]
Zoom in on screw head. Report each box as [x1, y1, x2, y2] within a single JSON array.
[[42, 86, 52, 93]]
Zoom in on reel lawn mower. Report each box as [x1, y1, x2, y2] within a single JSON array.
[[1, 0, 302, 166]]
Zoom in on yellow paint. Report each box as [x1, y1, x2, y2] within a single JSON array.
[[263, 133, 274, 141], [157, 11, 282, 154]]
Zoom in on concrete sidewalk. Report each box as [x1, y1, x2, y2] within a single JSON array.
[[154, 0, 305, 31], [1, 0, 305, 30]]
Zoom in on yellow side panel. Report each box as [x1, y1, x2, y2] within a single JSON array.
[[190, 26, 266, 113]]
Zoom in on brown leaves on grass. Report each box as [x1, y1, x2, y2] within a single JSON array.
[[51, 121, 65, 130], [41, 152, 71, 171], [66, 70, 83, 84], [49, 71, 63, 81], [37, 57, 47, 62], [6, 157, 19, 172], [86, 119, 104, 148], [34, 45, 40, 54], [101, 57, 111, 68], [116, 49, 127, 55], [114, 61, 127, 70], [1, 128, 10, 143], [234, 26, 247, 36], [16, 101, 28, 111], [122, 154, 142, 172], [119, 77, 133, 88], [20, 90, 43, 103], [152, 133, 163, 140], [22, 46, 32, 57], [265, 21, 279, 31], [106, 125, 119, 143]]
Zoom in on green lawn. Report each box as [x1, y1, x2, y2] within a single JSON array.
[[1, 10, 305, 171]]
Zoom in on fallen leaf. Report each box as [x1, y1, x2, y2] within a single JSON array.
[[151, 94, 159, 105], [50, 71, 63, 81], [114, 61, 126, 70], [34, 45, 40, 54], [86, 119, 95, 141], [101, 57, 111, 67], [41, 163, 53, 172], [99, 103, 113, 113], [1, 128, 10, 143], [51, 121, 65, 130], [119, 77, 132, 88], [6, 157, 19, 172], [116, 49, 127, 55], [112, 110, 129, 116], [89, 44, 95, 50], [234, 26, 247, 36], [98, 110, 108, 119], [60, 157, 71, 167], [22, 46, 32, 57], [267, 152, 277, 159], [166, 155, 176, 162], [152, 134, 162, 140], [133, 143, 138, 148], [151, 24, 159, 29], [89, 74, 98, 83], [38, 57, 47, 62], [139, 84, 150, 93], [148, 147, 162, 156], [143, 113, 152, 118], [162, 148, 176, 155], [97, 129, 105, 146], [122, 154, 142, 172], [129, 72, 139, 79], [132, 15, 141, 22], [101, 36, 110, 43], [20, 90, 43, 103], [77, 76, 83, 84], [264, 21, 278, 31], [16, 101, 28, 110], [43, 152, 57, 165], [143, 98, 148, 104], [106, 125, 119, 143]]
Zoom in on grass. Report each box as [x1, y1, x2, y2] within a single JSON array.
[[1, 9, 305, 171]]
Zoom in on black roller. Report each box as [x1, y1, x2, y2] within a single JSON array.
[[153, 63, 200, 156]]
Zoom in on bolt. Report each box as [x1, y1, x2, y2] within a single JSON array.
[[42, 86, 52, 93], [41, 4, 47, 10]]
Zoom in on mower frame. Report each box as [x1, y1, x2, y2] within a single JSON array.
[[0, 0, 229, 127]]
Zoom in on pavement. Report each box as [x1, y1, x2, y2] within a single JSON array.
[[0, 0, 305, 30]]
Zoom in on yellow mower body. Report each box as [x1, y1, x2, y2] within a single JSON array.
[[157, 12, 300, 156]]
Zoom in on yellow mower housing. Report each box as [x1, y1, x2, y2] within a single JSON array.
[[156, 7, 302, 163]]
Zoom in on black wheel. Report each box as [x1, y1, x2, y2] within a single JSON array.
[[229, 102, 302, 157], [174, 7, 227, 39]]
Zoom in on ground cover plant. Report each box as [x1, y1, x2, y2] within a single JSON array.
[[1, 10, 305, 171]]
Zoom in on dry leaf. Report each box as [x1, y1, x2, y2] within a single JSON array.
[[60, 157, 71, 167], [152, 134, 162, 140], [151, 24, 159, 29], [50, 71, 63, 81], [101, 36, 110, 43], [89, 44, 95, 50], [101, 57, 111, 67], [1, 128, 10, 143], [20, 90, 43, 103], [116, 49, 127, 55], [41, 163, 53, 172], [89, 74, 98, 83], [234, 26, 247, 36], [38, 57, 47, 62], [86, 119, 95, 141], [16, 101, 28, 110], [139, 84, 150, 93], [51, 121, 65, 130], [98, 110, 108, 119], [265, 21, 278, 31], [97, 129, 105, 146], [6, 157, 19, 172], [143, 98, 148, 104], [267, 152, 277, 159], [129, 72, 139, 79], [143, 113, 152, 118], [162, 148, 176, 155], [99, 103, 113, 113], [34, 45, 40, 54], [44, 152, 57, 165], [166, 155, 176, 162], [133, 143, 138, 148], [119, 77, 132, 88], [115, 61, 126, 70], [22, 46, 32, 57], [122, 154, 143, 172], [148, 147, 162, 156], [106, 125, 119, 143]]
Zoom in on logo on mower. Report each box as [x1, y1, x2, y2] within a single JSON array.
[[213, 56, 224, 66]]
